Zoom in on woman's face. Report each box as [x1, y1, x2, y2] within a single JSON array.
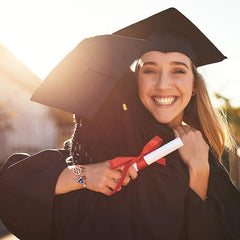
[[138, 51, 195, 127]]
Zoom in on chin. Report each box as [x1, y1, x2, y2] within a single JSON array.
[[153, 116, 171, 125], [153, 116, 181, 128]]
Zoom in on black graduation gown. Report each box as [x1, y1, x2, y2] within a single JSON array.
[[0, 148, 240, 240]]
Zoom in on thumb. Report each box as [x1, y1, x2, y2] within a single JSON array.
[[173, 128, 180, 138]]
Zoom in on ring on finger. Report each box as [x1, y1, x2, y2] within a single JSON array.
[[113, 176, 121, 182]]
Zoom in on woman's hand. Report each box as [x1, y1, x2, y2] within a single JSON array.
[[173, 125, 210, 200], [55, 160, 138, 196], [85, 161, 138, 195], [173, 125, 209, 170]]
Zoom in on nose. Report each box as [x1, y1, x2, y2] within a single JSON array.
[[155, 72, 172, 90]]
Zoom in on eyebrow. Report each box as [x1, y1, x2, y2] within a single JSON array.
[[170, 61, 189, 69], [142, 61, 158, 67], [142, 61, 190, 69]]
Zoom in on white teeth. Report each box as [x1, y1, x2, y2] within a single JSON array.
[[153, 97, 176, 105]]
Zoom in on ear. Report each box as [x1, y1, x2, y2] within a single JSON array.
[[192, 86, 196, 96], [192, 79, 196, 96]]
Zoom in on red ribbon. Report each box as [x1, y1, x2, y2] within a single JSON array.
[[109, 136, 166, 195]]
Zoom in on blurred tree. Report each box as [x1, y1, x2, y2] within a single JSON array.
[[215, 93, 240, 143], [215, 93, 240, 190]]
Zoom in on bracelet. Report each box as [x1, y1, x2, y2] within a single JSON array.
[[68, 164, 87, 188]]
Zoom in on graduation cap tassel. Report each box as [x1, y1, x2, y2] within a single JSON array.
[[121, 103, 140, 155]]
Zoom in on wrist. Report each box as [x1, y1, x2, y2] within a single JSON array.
[[188, 163, 209, 201], [188, 162, 209, 174], [68, 164, 87, 189]]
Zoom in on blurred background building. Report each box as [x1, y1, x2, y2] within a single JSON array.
[[0, 44, 74, 165], [0, 45, 74, 239]]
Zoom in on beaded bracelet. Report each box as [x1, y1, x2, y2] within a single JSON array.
[[67, 161, 87, 188]]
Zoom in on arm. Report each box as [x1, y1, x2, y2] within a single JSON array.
[[173, 126, 209, 200], [55, 160, 138, 195], [188, 165, 209, 200], [184, 161, 240, 240], [0, 150, 67, 240], [174, 125, 240, 239]]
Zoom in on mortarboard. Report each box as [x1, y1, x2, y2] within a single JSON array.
[[31, 8, 227, 118], [114, 7, 226, 67], [31, 35, 149, 118]]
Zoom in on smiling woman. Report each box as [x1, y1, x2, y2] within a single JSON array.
[[0, 7, 239, 240], [137, 51, 194, 127]]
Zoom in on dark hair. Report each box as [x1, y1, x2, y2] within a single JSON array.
[[67, 69, 174, 165]]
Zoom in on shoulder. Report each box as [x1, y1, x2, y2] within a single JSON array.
[[0, 149, 70, 177], [208, 150, 240, 193], [9, 149, 69, 165], [209, 150, 229, 176]]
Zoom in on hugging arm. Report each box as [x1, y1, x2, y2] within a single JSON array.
[[185, 163, 240, 240], [174, 126, 240, 240], [0, 150, 67, 240]]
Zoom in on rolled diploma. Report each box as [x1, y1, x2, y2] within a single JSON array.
[[132, 137, 184, 171]]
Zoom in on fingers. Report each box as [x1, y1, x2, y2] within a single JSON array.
[[102, 186, 113, 196], [105, 178, 121, 192], [114, 165, 138, 186], [112, 167, 137, 186], [173, 125, 197, 138], [127, 165, 138, 180], [172, 125, 209, 169], [108, 168, 122, 182], [87, 160, 138, 196], [121, 174, 131, 186], [96, 164, 136, 195], [173, 128, 179, 138], [174, 125, 204, 147]]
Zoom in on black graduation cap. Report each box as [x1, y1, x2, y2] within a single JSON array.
[[114, 7, 227, 67], [31, 35, 149, 118], [31, 8, 227, 118]]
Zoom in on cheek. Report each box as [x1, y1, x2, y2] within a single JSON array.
[[137, 76, 147, 99], [185, 82, 194, 95], [138, 73, 154, 92], [180, 76, 194, 94]]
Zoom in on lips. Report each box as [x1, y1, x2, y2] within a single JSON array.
[[153, 96, 176, 105]]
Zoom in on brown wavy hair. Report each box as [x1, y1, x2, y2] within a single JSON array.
[[183, 65, 235, 160]]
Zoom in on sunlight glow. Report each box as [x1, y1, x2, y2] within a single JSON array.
[[0, 0, 240, 107]]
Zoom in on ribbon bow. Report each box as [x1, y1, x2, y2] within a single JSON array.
[[109, 136, 166, 195]]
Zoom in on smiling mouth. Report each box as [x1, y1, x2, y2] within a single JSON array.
[[153, 96, 177, 105]]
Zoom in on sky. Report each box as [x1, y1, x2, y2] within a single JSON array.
[[0, 0, 240, 107]]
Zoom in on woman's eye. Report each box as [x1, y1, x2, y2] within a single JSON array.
[[143, 69, 156, 74], [173, 69, 186, 74]]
